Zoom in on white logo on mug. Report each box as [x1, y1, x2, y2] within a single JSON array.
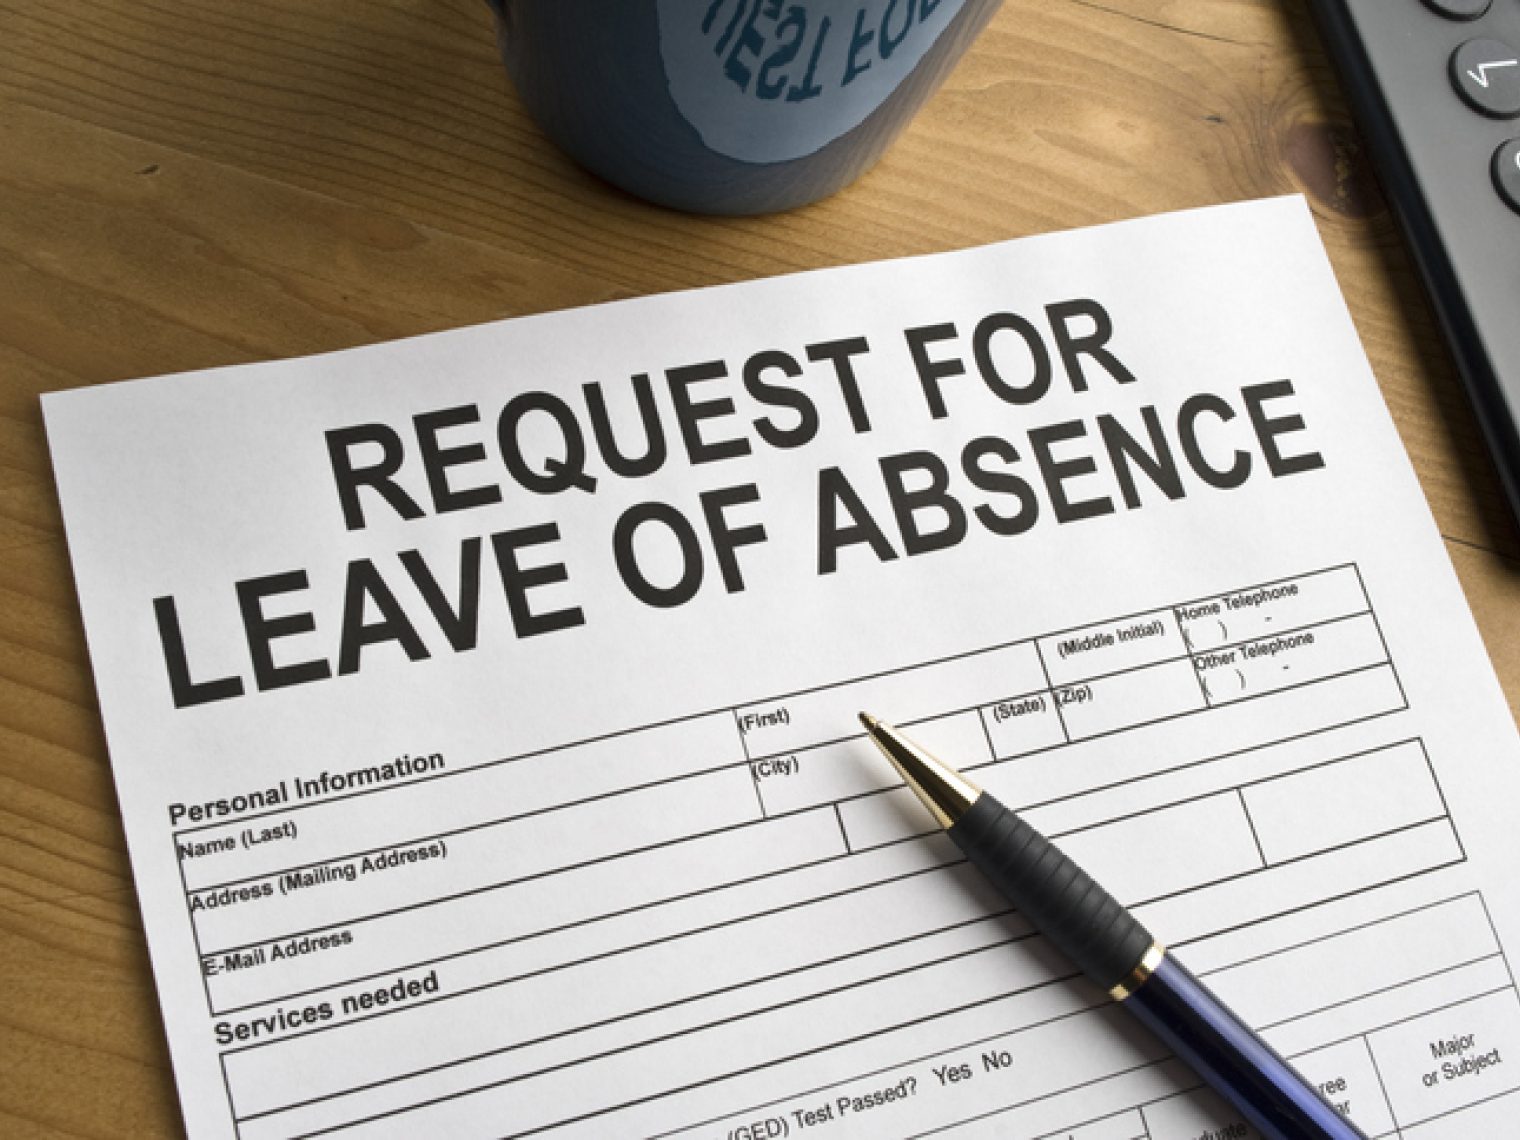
[[658, 0, 969, 164]]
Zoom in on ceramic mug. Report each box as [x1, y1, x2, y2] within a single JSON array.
[[486, 0, 1004, 214]]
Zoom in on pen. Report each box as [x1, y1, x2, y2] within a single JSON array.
[[858, 713, 1368, 1140]]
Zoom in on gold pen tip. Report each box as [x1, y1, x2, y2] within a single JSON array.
[[855, 710, 980, 828]]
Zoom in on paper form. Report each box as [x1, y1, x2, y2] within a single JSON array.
[[41, 196, 1520, 1139]]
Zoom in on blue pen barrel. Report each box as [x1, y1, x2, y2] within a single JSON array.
[[1126, 954, 1369, 1140], [901, 735, 1370, 1140], [944, 790, 1368, 1140]]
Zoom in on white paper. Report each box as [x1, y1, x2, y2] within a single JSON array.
[[43, 197, 1520, 1139]]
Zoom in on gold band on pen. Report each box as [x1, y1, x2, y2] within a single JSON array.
[[1109, 942, 1166, 1001]]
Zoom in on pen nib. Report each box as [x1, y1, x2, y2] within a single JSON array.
[[857, 711, 981, 829]]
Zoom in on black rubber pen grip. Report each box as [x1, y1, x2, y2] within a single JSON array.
[[949, 792, 1153, 992]]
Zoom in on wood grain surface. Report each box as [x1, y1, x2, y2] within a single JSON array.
[[1, 1, 1516, 1135]]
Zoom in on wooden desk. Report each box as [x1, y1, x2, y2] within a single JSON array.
[[1, 1, 1515, 1135]]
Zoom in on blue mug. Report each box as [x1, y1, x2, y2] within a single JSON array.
[[487, 0, 1004, 215]]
